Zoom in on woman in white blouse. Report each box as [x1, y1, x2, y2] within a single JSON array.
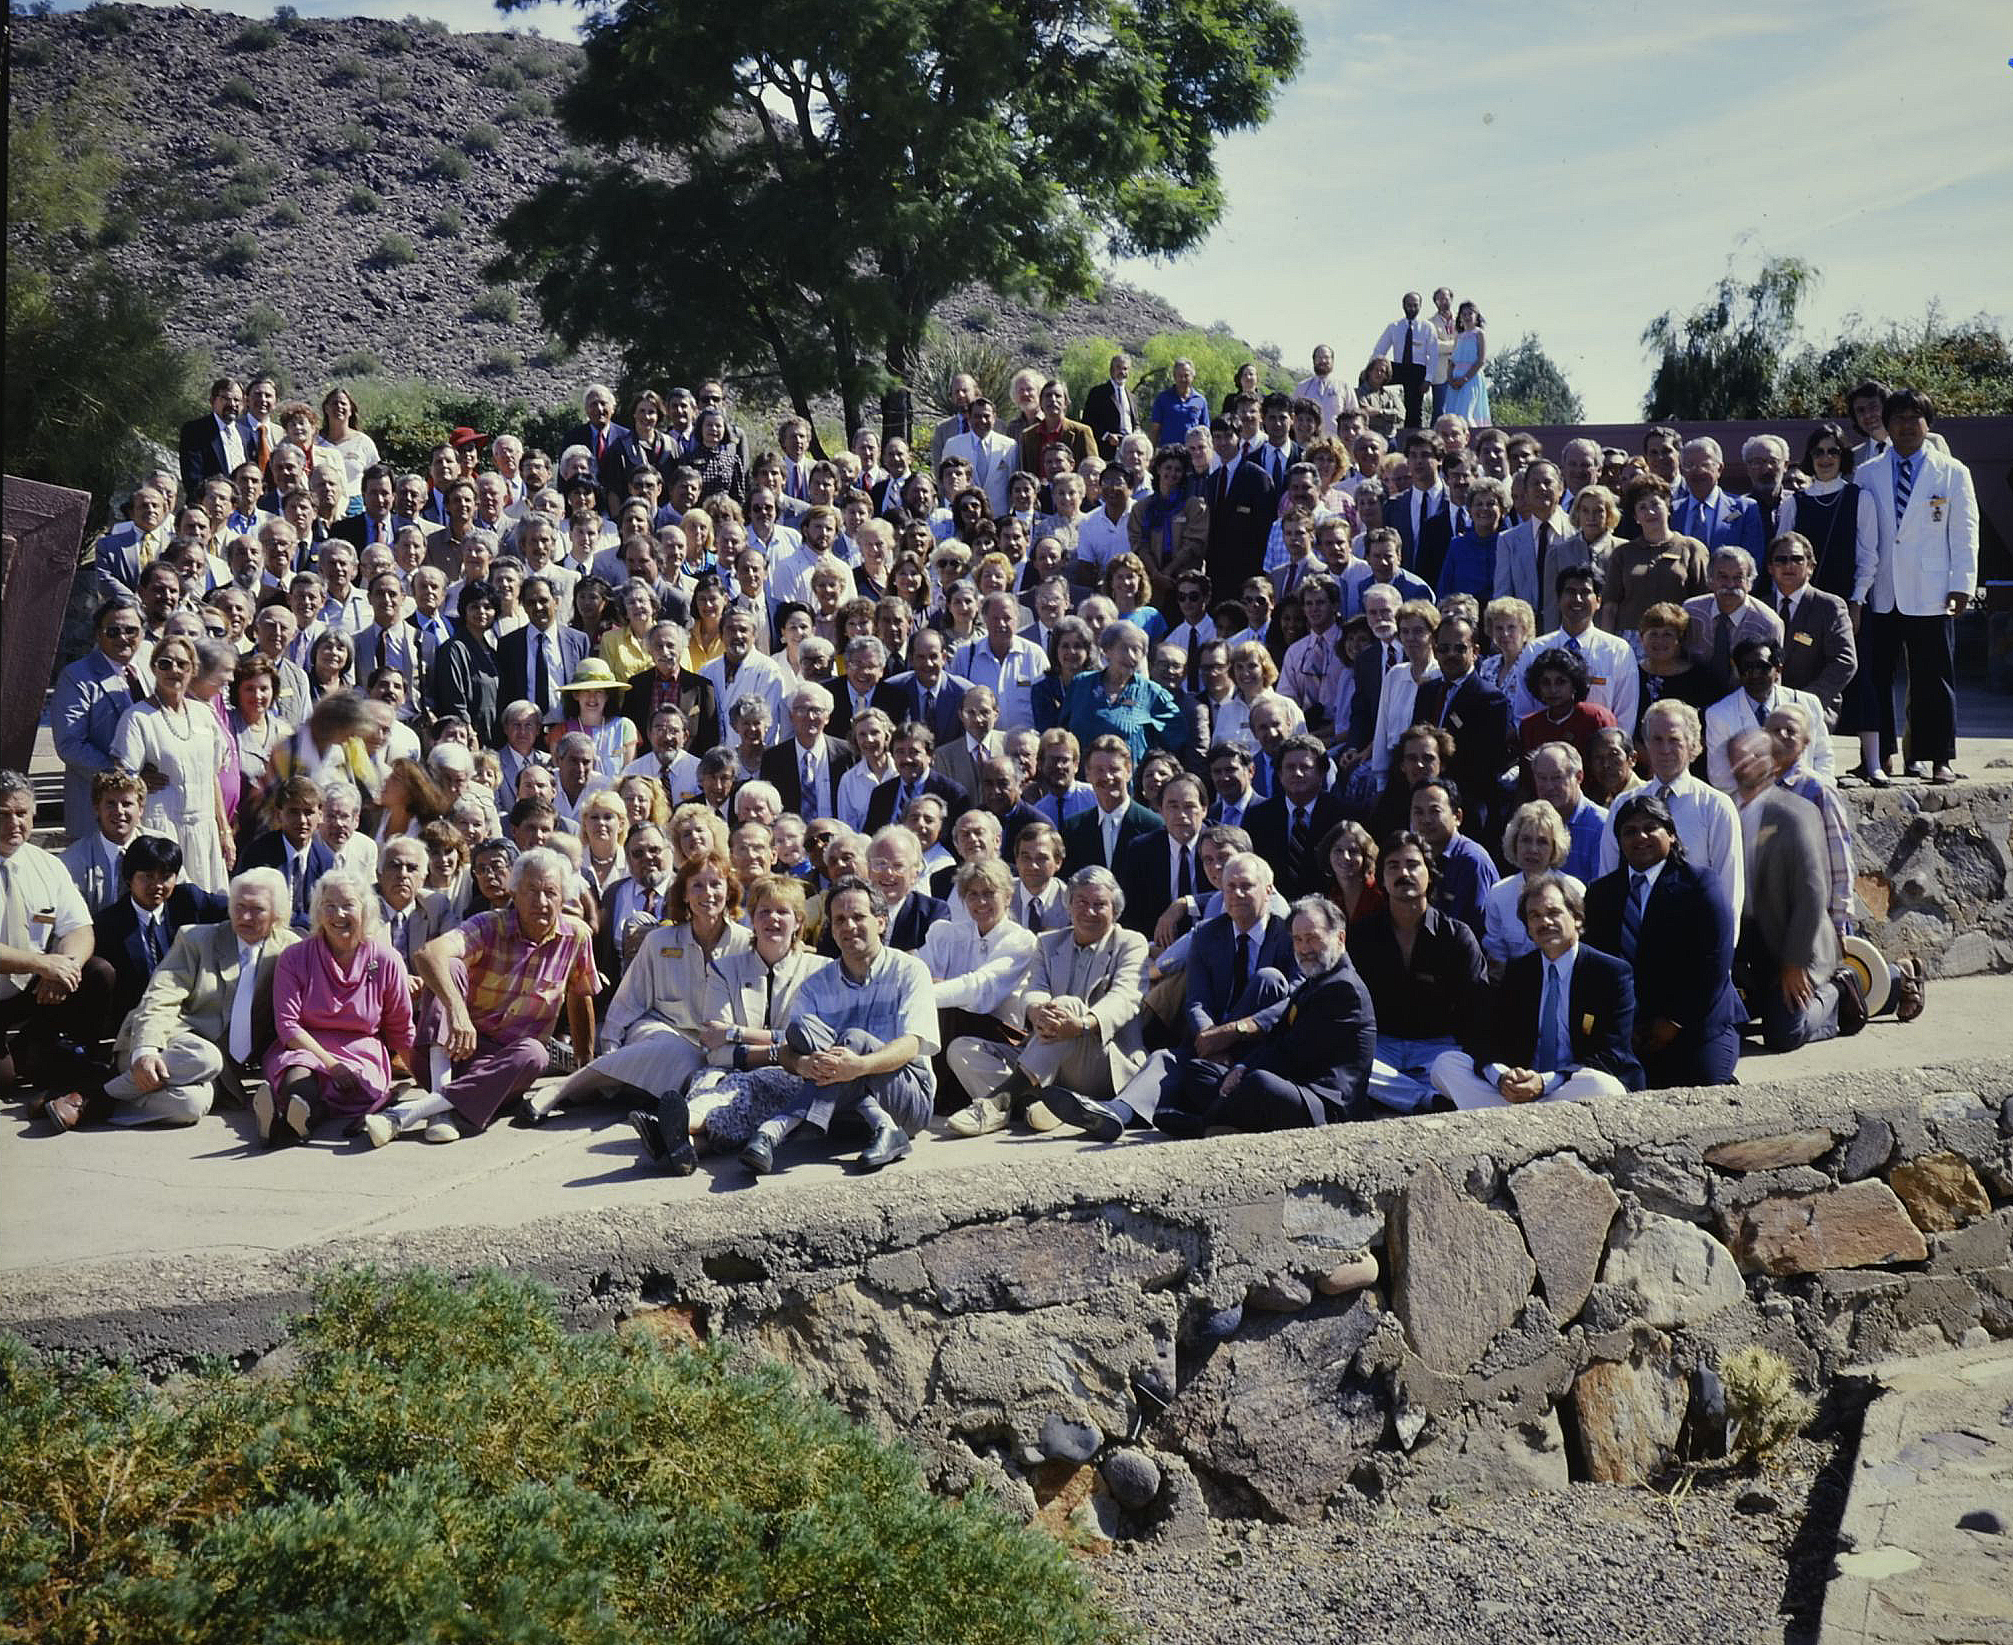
[[918, 859, 1037, 1107], [113, 635, 234, 892]]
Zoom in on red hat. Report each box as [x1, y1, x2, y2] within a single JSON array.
[[449, 425, 490, 450]]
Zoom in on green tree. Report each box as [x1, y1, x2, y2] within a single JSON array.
[[1641, 254, 1816, 419], [1776, 303, 2013, 417], [1486, 334, 1583, 426], [0, 1267, 1119, 1643], [5, 97, 202, 529], [489, 0, 1304, 448]]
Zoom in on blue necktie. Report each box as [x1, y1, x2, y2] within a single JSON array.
[[1892, 452, 1914, 525], [1621, 873, 1646, 963], [1536, 962, 1563, 1072]]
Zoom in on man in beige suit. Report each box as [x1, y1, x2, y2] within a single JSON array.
[[931, 685, 1004, 802], [99, 867, 297, 1126], [944, 866, 1149, 1136]]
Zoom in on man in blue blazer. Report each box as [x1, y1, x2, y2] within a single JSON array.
[[496, 578, 592, 720], [1672, 436, 1768, 560], [1582, 794, 1740, 1088], [872, 628, 972, 746], [51, 600, 151, 838], [1430, 871, 1644, 1107], [864, 723, 972, 831], [239, 776, 338, 930], [1059, 737, 1163, 876], [92, 835, 230, 1027], [1388, 432, 1456, 587]]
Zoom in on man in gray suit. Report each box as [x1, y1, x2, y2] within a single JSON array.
[[60, 771, 168, 916], [376, 838, 454, 973], [931, 685, 1004, 802], [94, 868, 298, 1126], [1726, 728, 1849, 1052], [1491, 460, 1574, 626], [943, 867, 1148, 1136], [1766, 531, 1857, 726]]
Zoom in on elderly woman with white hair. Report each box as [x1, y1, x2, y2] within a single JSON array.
[[1060, 617, 1190, 767], [256, 868, 415, 1146]]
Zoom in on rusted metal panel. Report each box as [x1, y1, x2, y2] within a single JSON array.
[[1, 476, 92, 772]]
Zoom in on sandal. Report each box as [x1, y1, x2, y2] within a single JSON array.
[[1893, 956, 1927, 1022]]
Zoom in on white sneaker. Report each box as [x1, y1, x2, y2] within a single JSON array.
[[422, 1120, 460, 1144], [362, 1113, 396, 1149], [1023, 1099, 1062, 1133], [945, 1098, 1007, 1138]]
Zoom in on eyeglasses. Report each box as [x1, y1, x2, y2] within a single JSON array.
[[103, 625, 143, 638], [1810, 445, 1843, 458], [1769, 555, 1808, 565]]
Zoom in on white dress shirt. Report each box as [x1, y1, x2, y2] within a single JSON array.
[[1373, 316, 1438, 371], [1513, 624, 1639, 735], [920, 915, 1038, 1023], [1075, 507, 1134, 574], [1594, 771, 1743, 925], [951, 635, 1048, 733]]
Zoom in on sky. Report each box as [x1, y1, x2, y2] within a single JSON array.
[[56, 0, 2013, 418]]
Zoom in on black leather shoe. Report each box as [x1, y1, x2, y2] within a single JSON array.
[[1153, 1105, 1205, 1139], [739, 1132, 777, 1174], [627, 1109, 668, 1163], [664, 1138, 699, 1177], [860, 1124, 912, 1169], [1042, 1087, 1126, 1143]]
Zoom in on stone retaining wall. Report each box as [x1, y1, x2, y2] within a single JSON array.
[[1845, 779, 2012, 976], [7, 1060, 2009, 1539]]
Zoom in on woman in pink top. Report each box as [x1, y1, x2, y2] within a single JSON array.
[[259, 868, 415, 1146]]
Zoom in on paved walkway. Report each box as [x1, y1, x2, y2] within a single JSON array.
[[4, 974, 2009, 1277], [1819, 1343, 2013, 1645]]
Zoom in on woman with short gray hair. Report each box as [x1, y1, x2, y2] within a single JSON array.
[[1060, 617, 1189, 766]]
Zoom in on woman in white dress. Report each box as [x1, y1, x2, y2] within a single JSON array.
[[112, 635, 234, 892]]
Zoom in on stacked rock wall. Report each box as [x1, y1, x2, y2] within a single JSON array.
[[1846, 779, 2013, 976]]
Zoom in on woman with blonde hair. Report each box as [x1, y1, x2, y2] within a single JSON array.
[[1214, 639, 1304, 749], [1482, 801, 1584, 977], [667, 800, 730, 866], [616, 771, 673, 833], [576, 788, 630, 895]]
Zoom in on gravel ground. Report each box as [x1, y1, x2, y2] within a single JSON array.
[[1095, 1433, 1852, 1645]]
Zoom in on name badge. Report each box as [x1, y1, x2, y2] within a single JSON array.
[[1588, 674, 1607, 686], [1236, 506, 1252, 515], [31, 911, 56, 925], [663, 944, 684, 958], [1930, 495, 1946, 522], [1580, 1012, 1595, 1035], [1793, 631, 1814, 645], [1449, 714, 1464, 730]]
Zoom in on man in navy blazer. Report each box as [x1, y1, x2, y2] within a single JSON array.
[[1201, 418, 1279, 591], [1672, 436, 1767, 559], [1389, 432, 1456, 587], [91, 835, 230, 1026], [1432, 872, 1644, 1106], [1059, 737, 1164, 877], [563, 384, 628, 479], [757, 684, 856, 821], [1243, 735, 1348, 899], [178, 379, 247, 497], [1412, 617, 1514, 842], [240, 778, 338, 931], [497, 579, 592, 720], [1081, 356, 1139, 458], [863, 722, 972, 831], [1582, 794, 1740, 1089], [872, 628, 972, 746]]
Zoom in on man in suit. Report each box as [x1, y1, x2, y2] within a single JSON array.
[[377, 837, 454, 975], [1672, 437, 1768, 561], [94, 481, 175, 602], [942, 867, 1149, 1136], [50, 599, 151, 838], [91, 834, 231, 1028], [1116, 772, 1208, 938], [927, 373, 980, 469], [1853, 387, 1979, 783], [563, 383, 629, 480], [1245, 735, 1347, 899], [1703, 638, 1835, 792], [1081, 353, 1139, 459], [348, 572, 423, 709], [942, 398, 1022, 520], [1204, 739, 1260, 832], [931, 685, 1004, 802], [1490, 460, 1575, 623], [79, 867, 299, 1127], [1389, 431, 1455, 587], [1202, 416, 1278, 593], [873, 626, 971, 746], [330, 465, 415, 552], [1583, 793, 1741, 1089], [498, 574, 593, 725], [1683, 547, 1785, 693], [1726, 728, 1849, 1051], [1413, 616, 1514, 843], [1158, 895, 1376, 1132], [1765, 530, 1857, 724], [239, 776, 337, 930], [1430, 871, 1644, 1107], [1061, 736, 1164, 875], [623, 621, 721, 755], [974, 755, 1046, 863], [864, 722, 972, 832], [759, 682, 856, 822], [853, 825, 947, 955], [178, 378, 248, 499]]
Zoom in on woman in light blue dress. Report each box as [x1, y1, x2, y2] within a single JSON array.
[[1442, 301, 1491, 427]]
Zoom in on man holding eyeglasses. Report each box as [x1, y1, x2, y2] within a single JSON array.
[[52, 599, 154, 838], [1765, 531, 1857, 726]]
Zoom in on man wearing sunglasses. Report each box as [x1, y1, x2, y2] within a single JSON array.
[[1765, 531, 1857, 726], [51, 599, 153, 838]]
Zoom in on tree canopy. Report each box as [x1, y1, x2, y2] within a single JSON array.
[[1486, 334, 1583, 426], [489, 0, 1304, 445], [1777, 304, 2013, 418], [1640, 255, 1816, 420]]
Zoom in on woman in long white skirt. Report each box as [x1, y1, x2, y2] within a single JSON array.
[[112, 635, 234, 892]]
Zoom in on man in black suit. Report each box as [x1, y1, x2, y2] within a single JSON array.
[[1766, 530, 1857, 724], [758, 682, 856, 822], [1583, 793, 1741, 1088], [1201, 417, 1278, 593], [1390, 431, 1456, 587], [563, 383, 629, 480], [330, 465, 416, 553], [238, 775, 337, 930], [1158, 895, 1376, 1132], [1244, 735, 1347, 899], [1431, 872, 1644, 1106], [1116, 772, 1208, 938], [497, 576, 592, 721], [1412, 616, 1514, 844], [864, 722, 971, 832], [1081, 352, 1139, 459], [1060, 735, 1164, 876], [815, 826, 945, 956], [91, 835, 230, 1026], [178, 378, 248, 498], [623, 621, 721, 756]]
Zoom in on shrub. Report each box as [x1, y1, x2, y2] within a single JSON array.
[[215, 75, 261, 109], [501, 91, 553, 121], [471, 288, 520, 323], [375, 70, 412, 103], [206, 134, 248, 168], [914, 334, 1017, 425], [216, 179, 270, 215], [482, 348, 524, 376], [0, 1269, 1114, 1642], [96, 209, 141, 247], [429, 145, 472, 181], [517, 47, 562, 78], [481, 62, 526, 91], [270, 199, 304, 227], [346, 186, 381, 215], [464, 122, 502, 154], [235, 302, 285, 345], [371, 232, 417, 267], [380, 22, 412, 51], [233, 18, 281, 49], [336, 120, 377, 155], [533, 335, 573, 368], [210, 232, 260, 275], [1720, 1346, 1815, 1464], [304, 165, 335, 187], [326, 52, 370, 87], [1024, 323, 1057, 359], [328, 349, 382, 378], [76, 1, 136, 36], [406, 12, 449, 36], [430, 204, 466, 238], [963, 304, 999, 333]]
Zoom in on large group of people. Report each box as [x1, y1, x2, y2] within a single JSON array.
[[7, 307, 1977, 1173]]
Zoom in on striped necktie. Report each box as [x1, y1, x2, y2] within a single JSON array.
[[1621, 873, 1646, 963], [1892, 452, 1914, 525]]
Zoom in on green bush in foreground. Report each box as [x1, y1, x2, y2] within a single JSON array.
[[0, 1267, 1118, 1644]]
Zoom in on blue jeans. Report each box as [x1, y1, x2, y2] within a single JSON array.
[[1366, 1035, 1459, 1113]]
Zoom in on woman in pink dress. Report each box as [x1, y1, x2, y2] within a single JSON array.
[[259, 868, 415, 1147]]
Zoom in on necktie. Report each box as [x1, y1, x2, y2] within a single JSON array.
[[291, 853, 307, 916], [1892, 453, 1913, 524], [1753, 696, 1769, 727], [1177, 844, 1193, 900], [1027, 894, 1043, 927], [1102, 809, 1119, 864], [1780, 594, 1793, 624], [1385, 641, 1399, 670], [1712, 611, 1733, 674], [391, 909, 409, 954], [1536, 962, 1563, 1072], [922, 688, 936, 729], [534, 632, 551, 711], [594, 427, 606, 462], [763, 964, 777, 1028], [145, 915, 165, 964], [802, 750, 817, 812], [1655, 783, 1673, 802], [1622, 873, 1647, 963], [1401, 326, 1415, 366], [123, 666, 146, 699], [255, 423, 271, 474], [1566, 633, 1583, 656], [372, 630, 387, 677], [1233, 931, 1251, 999], [1536, 523, 1551, 579]]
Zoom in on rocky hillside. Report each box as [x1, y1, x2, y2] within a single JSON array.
[[9, 3, 1192, 414]]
